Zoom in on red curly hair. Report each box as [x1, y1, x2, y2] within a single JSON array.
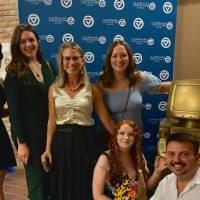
[[109, 120, 147, 181]]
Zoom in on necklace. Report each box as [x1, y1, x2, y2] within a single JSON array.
[[30, 62, 43, 82], [66, 81, 82, 92]]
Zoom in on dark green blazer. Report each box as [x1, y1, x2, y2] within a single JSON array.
[[4, 61, 57, 164]]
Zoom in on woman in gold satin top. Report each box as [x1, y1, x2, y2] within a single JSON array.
[[41, 42, 114, 200]]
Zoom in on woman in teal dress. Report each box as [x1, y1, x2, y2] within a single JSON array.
[[4, 24, 56, 200]]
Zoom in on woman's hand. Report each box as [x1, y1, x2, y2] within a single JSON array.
[[18, 143, 30, 165], [41, 150, 52, 165], [153, 156, 167, 176], [147, 156, 168, 191]]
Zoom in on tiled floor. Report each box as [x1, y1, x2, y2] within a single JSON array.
[[4, 168, 28, 200], [3, 117, 28, 200]]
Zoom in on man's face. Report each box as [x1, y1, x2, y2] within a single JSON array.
[[166, 141, 199, 178]]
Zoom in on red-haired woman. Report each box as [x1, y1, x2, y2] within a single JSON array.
[[93, 120, 167, 200]]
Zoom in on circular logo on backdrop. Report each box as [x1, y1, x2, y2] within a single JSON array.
[[145, 103, 152, 110], [118, 19, 126, 27], [43, 0, 52, 5], [61, 0, 72, 8], [114, 0, 125, 10], [166, 22, 173, 30], [161, 37, 171, 48], [113, 35, 124, 42], [159, 70, 169, 80], [163, 2, 173, 14], [99, 0, 106, 7], [147, 38, 154, 46], [28, 14, 40, 26], [149, 2, 156, 11], [67, 17, 75, 25], [99, 36, 106, 44], [62, 33, 74, 43], [84, 52, 95, 63], [165, 56, 171, 63], [158, 101, 167, 111], [46, 35, 54, 43], [83, 15, 94, 28], [144, 132, 151, 139], [133, 53, 142, 64], [133, 18, 144, 30]]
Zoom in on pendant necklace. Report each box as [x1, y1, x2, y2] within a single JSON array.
[[31, 63, 43, 82]]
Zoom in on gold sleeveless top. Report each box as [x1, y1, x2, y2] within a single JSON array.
[[52, 84, 94, 126]]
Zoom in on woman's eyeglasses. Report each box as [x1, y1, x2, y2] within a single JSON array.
[[62, 56, 80, 61]]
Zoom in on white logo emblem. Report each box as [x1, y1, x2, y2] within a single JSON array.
[[114, 0, 125, 10], [165, 56, 171, 63], [133, 53, 142, 64], [46, 35, 54, 43], [28, 14, 40, 26], [61, 0, 72, 8], [43, 0, 52, 5], [62, 33, 74, 43], [149, 2, 156, 11], [83, 15, 94, 28], [67, 17, 75, 25], [166, 22, 173, 30], [163, 2, 173, 14], [147, 38, 154, 46], [99, 0, 106, 7], [144, 132, 151, 139], [113, 35, 124, 42], [133, 18, 144, 30], [145, 103, 152, 110], [84, 52, 95, 63], [118, 19, 126, 27], [158, 101, 167, 111], [159, 70, 169, 81], [161, 37, 171, 48], [99, 36, 106, 44]]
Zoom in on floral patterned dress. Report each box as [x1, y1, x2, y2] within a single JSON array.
[[103, 152, 139, 200]]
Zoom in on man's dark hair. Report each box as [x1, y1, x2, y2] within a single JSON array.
[[166, 132, 199, 155]]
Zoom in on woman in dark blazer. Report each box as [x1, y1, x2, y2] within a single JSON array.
[[4, 25, 56, 200]]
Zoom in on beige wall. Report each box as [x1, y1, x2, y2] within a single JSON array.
[[174, 0, 200, 79], [0, 0, 19, 42]]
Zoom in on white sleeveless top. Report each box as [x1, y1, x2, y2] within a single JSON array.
[[52, 84, 94, 126]]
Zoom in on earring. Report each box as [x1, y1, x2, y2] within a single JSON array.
[[80, 67, 84, 76]]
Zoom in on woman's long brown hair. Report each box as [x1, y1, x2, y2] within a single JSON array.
[[99, 41, 139, 87], [6, 24, 43, 80]]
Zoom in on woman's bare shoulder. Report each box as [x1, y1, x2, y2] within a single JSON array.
[[96, 151, 111, 171], [134, 71, 145, 85]]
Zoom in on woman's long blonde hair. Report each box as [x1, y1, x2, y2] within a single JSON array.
[[55, 42, 89, 88]]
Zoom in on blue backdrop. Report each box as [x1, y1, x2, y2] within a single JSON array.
[[18, 0, 177, 166]]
